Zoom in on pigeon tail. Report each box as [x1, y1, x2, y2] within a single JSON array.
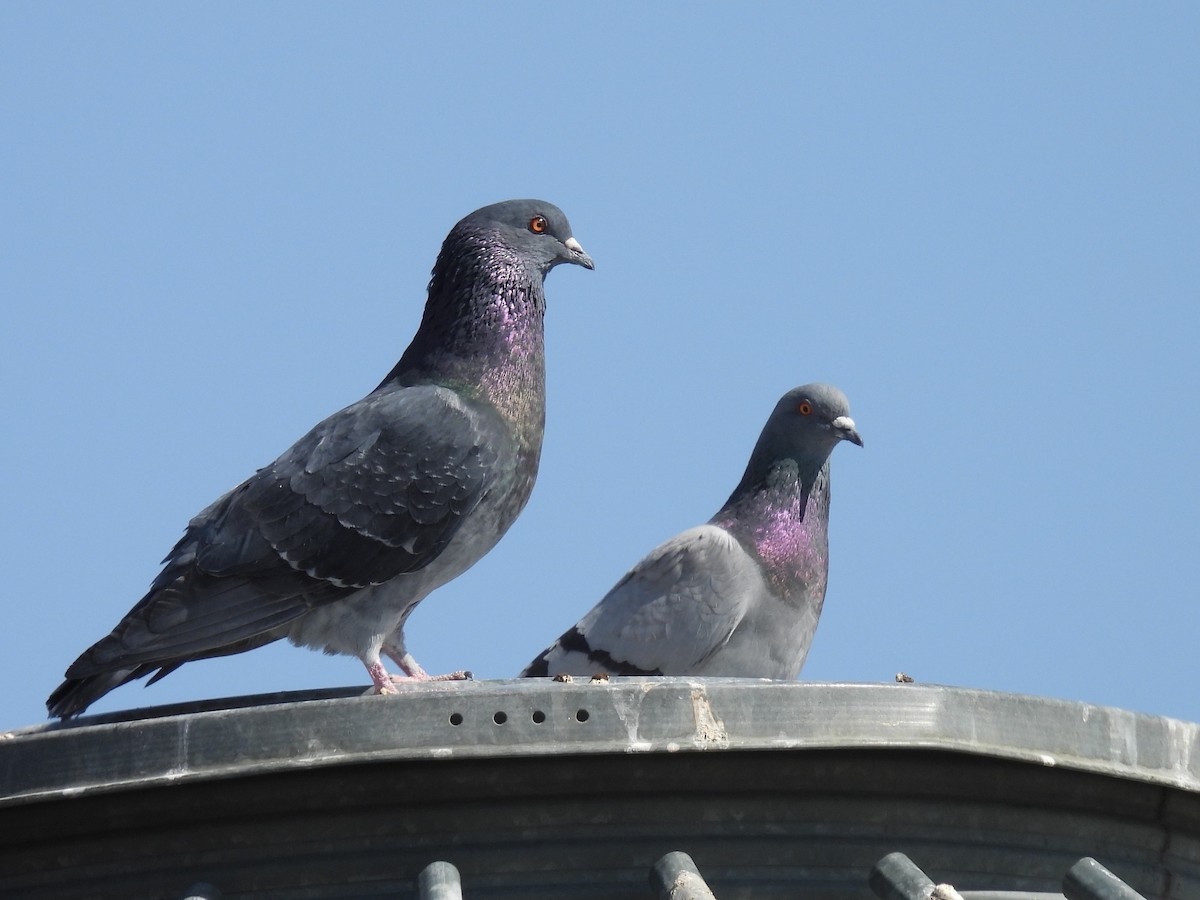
[[521, 626, 663, 677], [47, 667, 143, 719]]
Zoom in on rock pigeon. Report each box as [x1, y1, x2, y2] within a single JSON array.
[[522, 384, 861, 680], [48, 199, 594, 718]]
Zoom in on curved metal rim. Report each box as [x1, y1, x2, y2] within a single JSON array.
[[3, 680, 1198, 806]]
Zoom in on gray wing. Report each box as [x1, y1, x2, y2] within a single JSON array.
[[524, 525, 762, 676], [66, 383, 507, 677]]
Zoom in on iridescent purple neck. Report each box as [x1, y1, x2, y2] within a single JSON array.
[[380, 232, 547, 440], [713, 462, 832, 600]]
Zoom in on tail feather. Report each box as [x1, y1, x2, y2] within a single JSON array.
[[47, 666, 146, 719], [519, 626, 662, 678], [48, 629, 286, 719]]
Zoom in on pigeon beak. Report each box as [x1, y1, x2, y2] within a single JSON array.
[[832, 415, 864, 447], [564, 236, 595, 270]]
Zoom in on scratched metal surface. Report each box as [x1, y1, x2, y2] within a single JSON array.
[[1, 682, 1198, 900], [5, 680, 1199, 804]]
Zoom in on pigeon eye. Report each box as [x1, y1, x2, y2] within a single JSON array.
[[529, 216, 548, 234], [798, 401, 813, 416]]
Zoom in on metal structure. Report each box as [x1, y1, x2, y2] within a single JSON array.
[[1, 680, 1198, 898], [869, 852, 1149, 900], [176, 851, 1159, 900]]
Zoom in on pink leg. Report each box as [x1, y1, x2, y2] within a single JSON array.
[[365, 660, 400, 695]]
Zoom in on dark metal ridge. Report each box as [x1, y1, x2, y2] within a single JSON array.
[[2, 680, 1198, 807]]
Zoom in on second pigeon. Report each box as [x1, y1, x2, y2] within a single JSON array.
[[523, 383, 861, 679]]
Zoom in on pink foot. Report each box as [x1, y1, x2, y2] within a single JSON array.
[[384, 649, 472, 682], [390, 670, 472, 683], [366, 660, 400, 695]]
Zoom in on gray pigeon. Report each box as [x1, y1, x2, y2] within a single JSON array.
[[522, 384, 861, 679], [48, 199, 594, 718]]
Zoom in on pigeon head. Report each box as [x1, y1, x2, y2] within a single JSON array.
[[765, 383, 863, 457], [731, 383, 862, 505], [387, 199, 592, 390], [453, 199, 595, 274]]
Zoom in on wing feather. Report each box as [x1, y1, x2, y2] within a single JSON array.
[[66, 383, 508, 677], [548, 524, 763, 675]]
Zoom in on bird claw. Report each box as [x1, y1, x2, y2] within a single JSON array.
[[381, 647, 473, 683]]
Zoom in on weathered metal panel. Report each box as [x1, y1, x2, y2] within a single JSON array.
[[0, 681, 1197, 899]]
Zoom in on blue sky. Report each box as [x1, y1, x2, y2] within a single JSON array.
[[3, 4, 1197, 730]]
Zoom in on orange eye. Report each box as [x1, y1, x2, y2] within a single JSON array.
[[529, 216, 548, 234], [798, 401, 813, 416]]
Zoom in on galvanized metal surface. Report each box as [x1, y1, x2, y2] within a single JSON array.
[[652, 852, 719, 900], [4, 680, 1199, 804], [1066, 859, 1154, 900], [417, 862, 463, 900], [870, 853, 1149, 900], [872, 851, 939, 900], [0, 681, 1197, 900], [170, 854, 1156, 900]]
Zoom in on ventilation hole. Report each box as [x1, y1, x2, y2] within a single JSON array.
[[531, 710, 546, 724], [576, 708, 590, 723], [449, 712, 463, 726], [493, 711, 508, 725]]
